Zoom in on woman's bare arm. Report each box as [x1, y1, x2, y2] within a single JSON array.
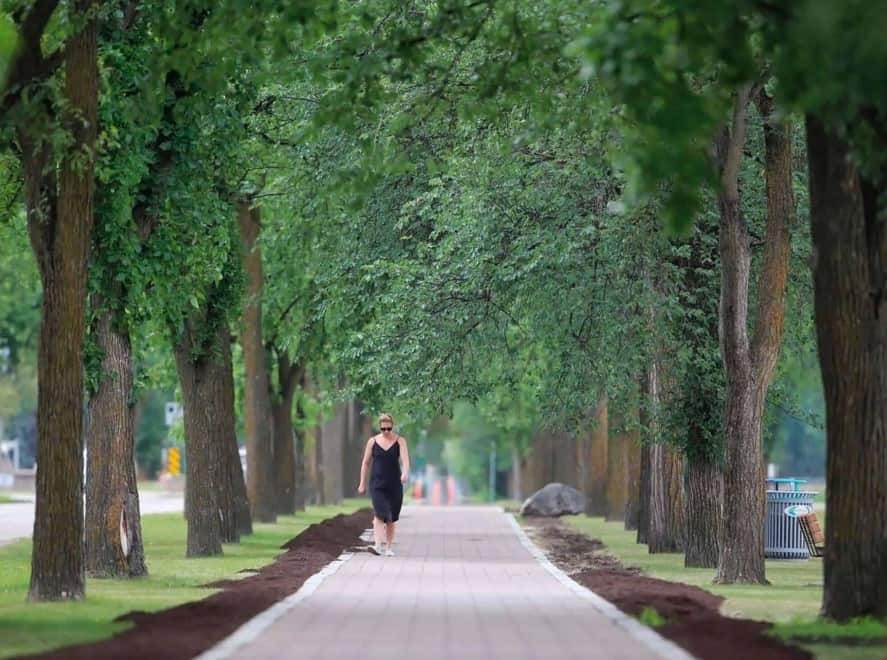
[[358, 438, 374, 494], [398, 436, 410, 482]]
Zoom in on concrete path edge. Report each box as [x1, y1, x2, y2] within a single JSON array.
[[194, 551, 355, 660], [505, 512, 696, 660]]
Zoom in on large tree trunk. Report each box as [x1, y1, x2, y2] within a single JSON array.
[[586, 398, 608, 516], [680, 219, 725, 569], [605, 415, 628, 522], [807, 116, 887, 620], [173, 323, 228, 557], [714, 87, 763, 584], [25, 0, 98, 601], [684, 453, 723, 568], [716, 87, 795, 584], [85, 307, 146, 577], [238, 201, 276, 523], [218, 327, 251, 541], [271, 352, 300, 515], [648, 443, 685, 553]]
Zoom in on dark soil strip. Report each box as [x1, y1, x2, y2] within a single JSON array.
[[524, 518, 812, 660], [21, 509, 372, 660]]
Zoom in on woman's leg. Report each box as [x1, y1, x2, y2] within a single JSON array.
[[373, 516, 385, 547], [385, 521, 396, 547]]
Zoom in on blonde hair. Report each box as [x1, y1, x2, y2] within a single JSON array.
[[379, 413, 393, 426]]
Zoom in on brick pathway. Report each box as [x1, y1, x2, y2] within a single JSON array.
[[211, 506, 690, 660]]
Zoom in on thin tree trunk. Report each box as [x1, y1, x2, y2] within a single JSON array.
[[218, 326, 250, 541], [586, 397, 608, 516], [293, 369, 307, 511], [606, 415, 628, 522], [321, 401, 347, 505], [637, 444, 651, 544], [511, 445, 523, 501], [238, 201, 276, 523], [85, 307, 146, 577], [271, 352, 299, 515], [26, 0, 97, 601], [624, 425, 642, 531], [807, 116, 887, 620]]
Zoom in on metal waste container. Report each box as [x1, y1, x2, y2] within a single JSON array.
[[764, 478, 816, 559]]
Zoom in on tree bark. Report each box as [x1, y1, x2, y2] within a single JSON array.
[[648, 443, 685, 553], [624, 425, 642, 531], [679, 218, 725, 569], [85, 307, 146, 577], [293, 369, 308, 511], [806, 115, 887, 620], [716, 87, 795, 584], [271, 352, 300, 515], [173, 322, 230, 557], [637, 443, 651, 544], [684, 454, 723, 568], [218, 327, 251, 541], [238, 201, 276, 523], [586, 397, 608, 516], [605, 415, 628, 522], [25, 0, 98, 601], [321, 401, 347, 505]]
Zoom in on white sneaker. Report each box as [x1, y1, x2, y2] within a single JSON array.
[[384, 547, 395, 557], [368, 544, 383, 556]]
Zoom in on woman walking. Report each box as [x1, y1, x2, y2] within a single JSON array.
[[358, 413, 409, 556]]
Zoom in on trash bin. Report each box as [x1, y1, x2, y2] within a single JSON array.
[[764, 483, 816, 559]]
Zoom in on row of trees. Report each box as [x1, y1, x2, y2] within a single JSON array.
[[1, 0, 883, 623]]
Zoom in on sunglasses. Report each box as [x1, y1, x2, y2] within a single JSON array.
[[381, 426, 393, 432]]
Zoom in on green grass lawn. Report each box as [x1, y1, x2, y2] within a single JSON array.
[[0, 499, 364, 659], [564, 515, 885, 660], [0, 494, 25, 504]]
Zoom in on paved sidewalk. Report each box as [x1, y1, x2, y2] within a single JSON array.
[[217, 506, 684, 660]]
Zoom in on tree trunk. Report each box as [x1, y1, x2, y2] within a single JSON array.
[[511, 445, 523, 502], [648, 443, 685, 553], [173, 324, 226, 557], [806, 116, 887, 620], [716, 87, 795, 584], [321, 401, 347, 505], [271, 353, 300, 516], [238, 201, 276, 523], [637, 444, 651, 544], [85, 307, 147, 577], [605, 416, 628, 522], [218, 327, 251, 541], [586, 398, 608, 516], [624, 426, 642, 531], [293, 370, 308, 511], [714, 87, 765, 584], [684, 454, 723, 568], [26, 0, 98, 601]]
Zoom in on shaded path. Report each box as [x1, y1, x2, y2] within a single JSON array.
[[204, 506, 692, 660]]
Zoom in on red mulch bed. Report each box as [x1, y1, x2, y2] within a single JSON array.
[[20, 509, 372, 660], [524, 518, 812, 660]]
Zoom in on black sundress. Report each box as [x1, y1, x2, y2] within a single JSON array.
[[370, 437, 403, 523]]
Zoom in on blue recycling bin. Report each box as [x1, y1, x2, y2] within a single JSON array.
[[764, 483, 816, 559]]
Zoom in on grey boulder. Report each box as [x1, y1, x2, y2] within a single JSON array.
[[520, 482, 584, 517]]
